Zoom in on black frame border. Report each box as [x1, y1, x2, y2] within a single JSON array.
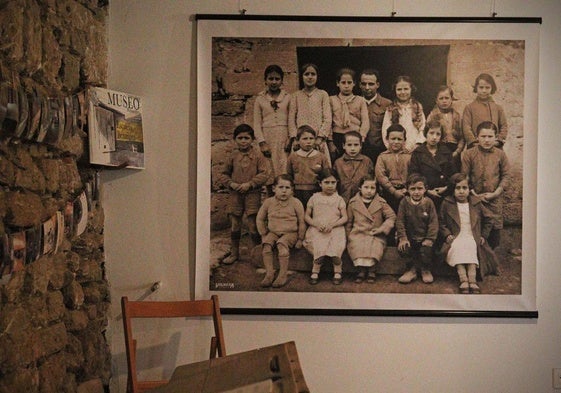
[[222, 308, 538, 318], [195, 14, 542, 24]]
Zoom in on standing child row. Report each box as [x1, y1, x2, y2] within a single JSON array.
[[254, 62, 508, 181]]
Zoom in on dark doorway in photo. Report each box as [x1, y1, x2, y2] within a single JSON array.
[[296, 45, 450, 115]]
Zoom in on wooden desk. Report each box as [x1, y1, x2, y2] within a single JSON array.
[[148, 341, 309, 393]]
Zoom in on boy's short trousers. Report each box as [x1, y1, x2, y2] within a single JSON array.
[[227, 190, 261, 216], [261, 231, 298, 249]]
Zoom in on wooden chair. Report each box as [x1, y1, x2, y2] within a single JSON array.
[[121, 295, 226, 393]]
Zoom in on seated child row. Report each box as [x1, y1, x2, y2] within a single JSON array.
[[220, 122, 507, 293]]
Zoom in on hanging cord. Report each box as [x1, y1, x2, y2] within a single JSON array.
[[391, 0, 397, 16], [238, 0, 247, 15], [491, 0, 497, 17]]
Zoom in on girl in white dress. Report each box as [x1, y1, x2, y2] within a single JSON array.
[[304, 168, 348, 285], [439, 173, 495, 294], [382, 75, 426, 152]]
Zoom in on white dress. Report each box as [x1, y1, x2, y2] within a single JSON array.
[[303, 192, 346, 260], [446, 202, 479, 267], [382, 101, 426, 152]]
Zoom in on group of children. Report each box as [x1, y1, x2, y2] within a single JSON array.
[[219, 65, 511, 294]]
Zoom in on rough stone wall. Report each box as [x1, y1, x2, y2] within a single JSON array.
[[0, 1, 110, 392], [210, 38, 525, 229]]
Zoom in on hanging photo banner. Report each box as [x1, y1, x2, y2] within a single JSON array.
[[195, 15, 540, 317]]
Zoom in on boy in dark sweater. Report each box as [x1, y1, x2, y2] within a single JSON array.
[[395, 173, 439, 284]]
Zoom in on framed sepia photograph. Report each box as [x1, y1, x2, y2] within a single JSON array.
[[195, 15, 540, 317]]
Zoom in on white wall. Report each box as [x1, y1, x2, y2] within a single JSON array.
[[106, 1, 561, 392]]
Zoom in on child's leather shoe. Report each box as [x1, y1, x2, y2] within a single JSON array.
[[421, 270, 434, 283], [398, 268, 417, 284]]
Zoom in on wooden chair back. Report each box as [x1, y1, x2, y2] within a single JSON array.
[[121, 295, 226, 393]]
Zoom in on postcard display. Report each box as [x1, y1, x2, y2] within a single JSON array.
[[195, 15, 540, 317], [0, 84, 101, 281], [88, 87, 144, 169]]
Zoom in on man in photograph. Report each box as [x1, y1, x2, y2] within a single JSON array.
[[359, 68, 392, 166]]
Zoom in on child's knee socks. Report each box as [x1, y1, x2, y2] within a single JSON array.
[[456, 264, 468, 282], [261, 245, 275, 287], [332, 256, 343, 274], [223, 231, 241, 264], [272, 245, 290, 288], [312, 257, 322, 274], [466, 263, 477, 283]]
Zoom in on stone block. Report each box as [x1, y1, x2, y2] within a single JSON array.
[[212, 99, 247, 116], [42, 196, 63, 220], [0, 332, 35, 372], [89, 205, 104, 234], [66, 251, 81, 272], [222, 73, 258, 97], [210, 193, 230, 231], [13, 143, 32, 162], [65, 333, 85, 373], [97, 302, 110, 321], [2, 270, 26, 302], [38, 353, 66, 393], [0, 191, 6, 218], [77, 378, 104, 393], [0, 368, 39, 393], [78, 329, 111, 382], [35, 322, 68, 358], [0, 155, 16, 187], [57, 134, 85, 157], [77, 259, 103, 282], [38, 158, 61, 194], [26, 257, 53, 295], [61, 373, 77, 393], [25, 295, 50, 328], [85, 304, 97, 320], [58, 238, 73, 253], [50, 254, 76, 290], [26, 144, 49, 158], [0, 1, 25, 64], [64, 309, 88, 332], [213, 38, 253, 76], [41, 19, 63, 89], [4, 190, 44, 227], [82, 283, 102, 303], [58, 158, 82, 195], [73, 232, 104, 254], [81, 16, 107, 86], [504, 202, 522, 226], [211, 115, 245, 141], [14, 147, 46, 193], [22, 1, 42, 73], [0, 304, 31, 334], [46, 290, 65, 323], [63, 280, 85, 309], [70, 25, 88, 55]]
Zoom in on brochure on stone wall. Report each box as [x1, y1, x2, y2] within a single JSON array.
[[87, 86, 144, 169]]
